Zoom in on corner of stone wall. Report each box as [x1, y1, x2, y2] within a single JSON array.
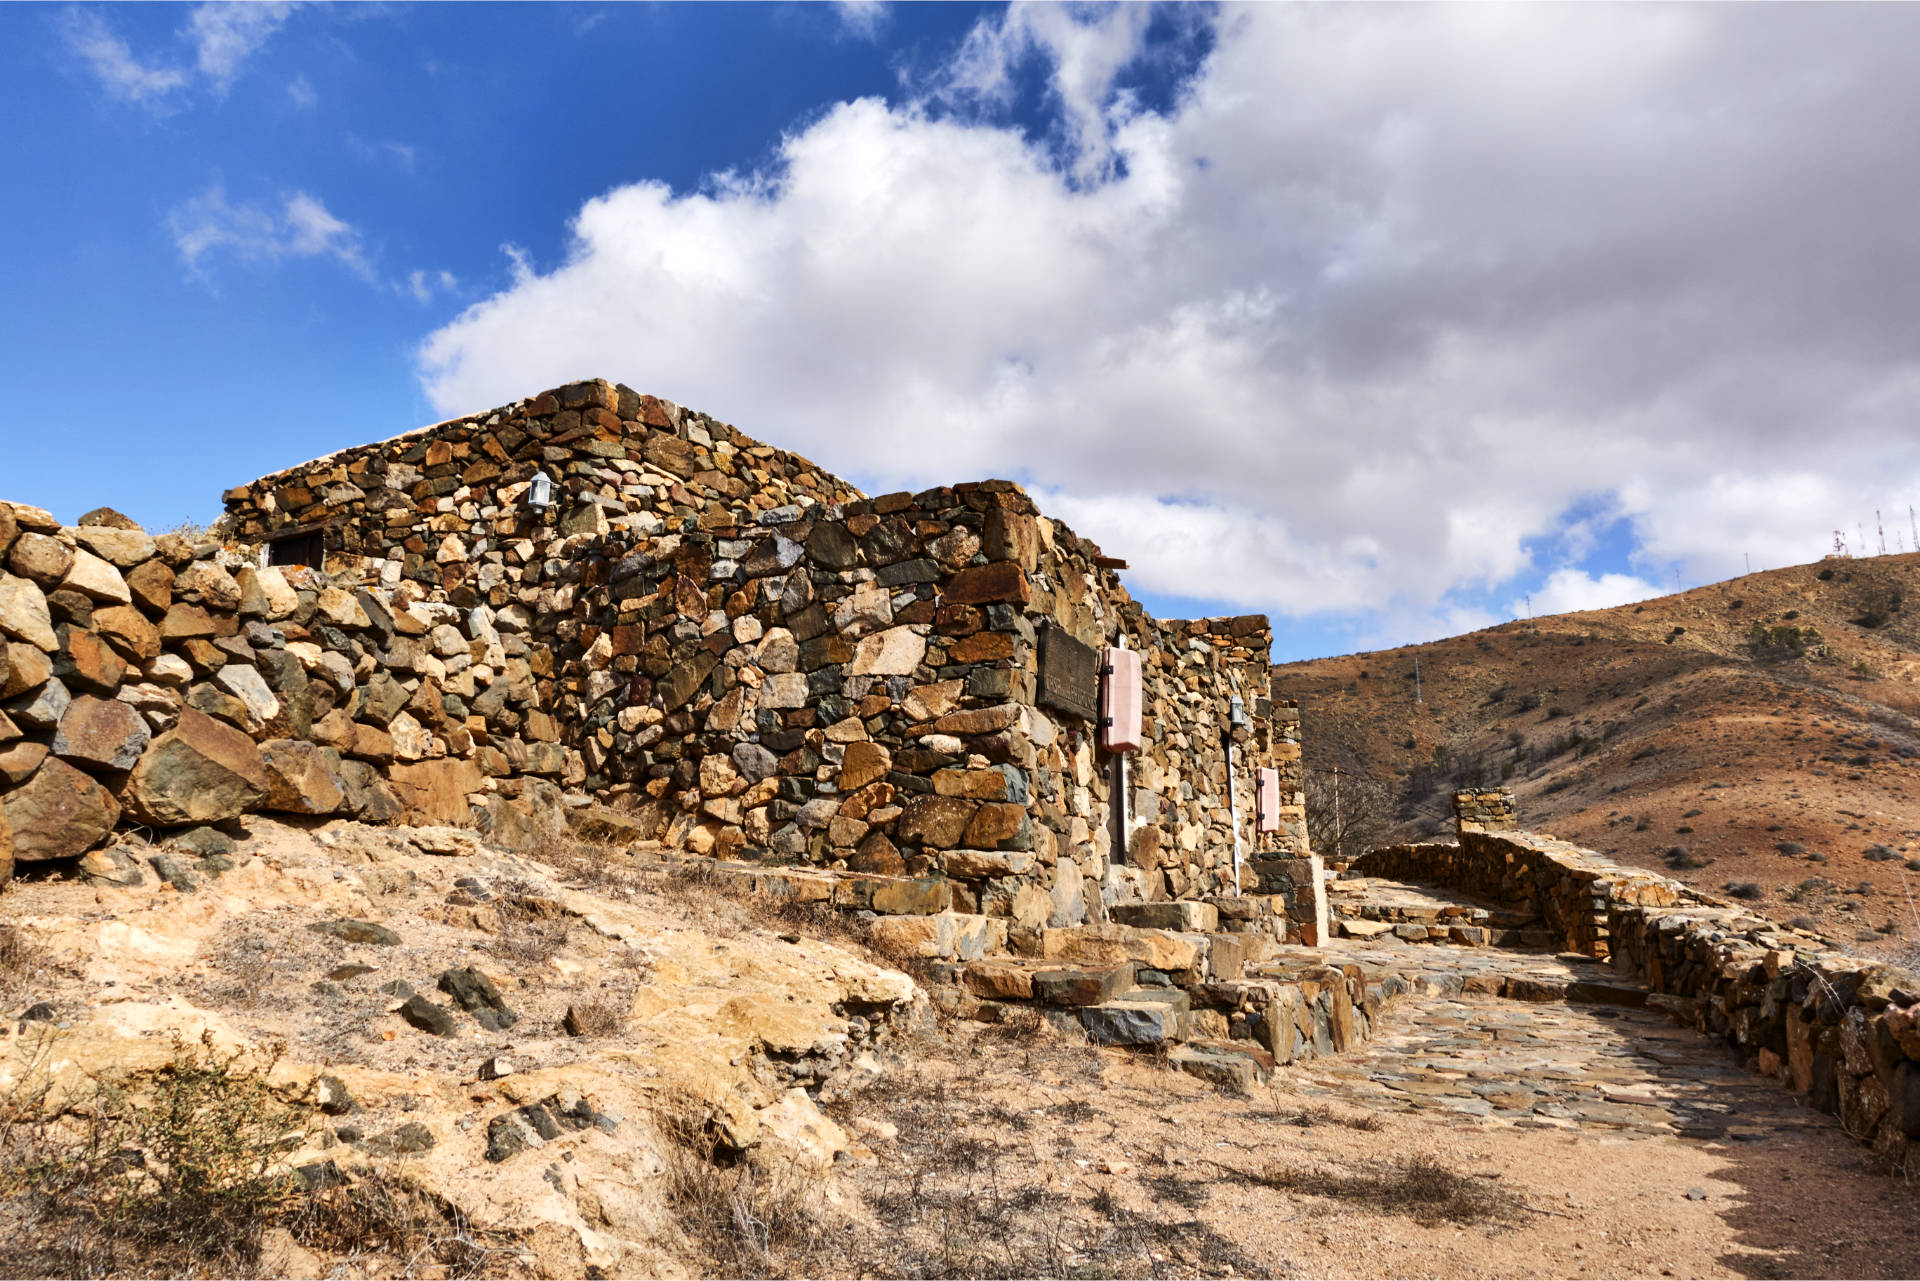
[[1452, 787, 1516, 836]]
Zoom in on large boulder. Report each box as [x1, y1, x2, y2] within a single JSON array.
[[259, 739, 346, 815], [1, 755, 121, 861], [52, 695, 151, 772], [52, 624, 126, 696], [91, 604, 161, 662], [71, 525, 155, 568], [121, 706, 269, 826], [0, 642, 52, 700]]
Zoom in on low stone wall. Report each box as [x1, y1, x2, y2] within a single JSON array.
[[1356, 827, 1920, 1167], [0, 502, 598, 888], [1353, 832, 1694, 957]]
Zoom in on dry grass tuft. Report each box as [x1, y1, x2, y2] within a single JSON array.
[[653, 1091, 837, 1278], [288, 1165, 512, 1278], [1229, 1153, 1519, 1226], [0, 925, 62, 1009], [1268, 1098, 1387, 1132], [526, 836, 648, 902], [562, 989, 632, 1038], [483, 878, 572, 972]]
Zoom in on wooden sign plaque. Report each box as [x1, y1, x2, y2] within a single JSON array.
[[1038, 624, 1100, 722]]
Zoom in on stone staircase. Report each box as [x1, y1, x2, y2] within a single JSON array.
[[617, 847, 1654, 1092], [1326, 872, 1551, 947]]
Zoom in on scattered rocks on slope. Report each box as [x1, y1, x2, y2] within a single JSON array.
[[307, 918, 401, 946], [398, 993, 458, 1038], [436, 966, 519, 1031]]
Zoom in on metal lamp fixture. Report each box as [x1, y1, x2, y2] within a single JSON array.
[[527, 470, 553, 511]]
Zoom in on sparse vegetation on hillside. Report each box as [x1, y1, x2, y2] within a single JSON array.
[[1275, 551, 1920, 956]]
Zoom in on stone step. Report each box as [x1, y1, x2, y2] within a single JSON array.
[[1115, 985, 1192, 1014], [1032, 963, 1136, 1007], [1110, 900, 1219, 932], [866, 911, 1008, 961], [1079, 996, 1189, 1046], [1170, 1039, 1275, 1088]]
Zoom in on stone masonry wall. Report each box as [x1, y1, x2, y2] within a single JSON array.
[[0, 499, 596, 891], [1354, 796, 1920, 1167], [4, 381, 1315, 934], [450, 473, 1299, 932]]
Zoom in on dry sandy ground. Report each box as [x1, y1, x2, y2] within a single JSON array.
[[823, 1011, 1920, 1281], [3, 817, 1915, 1279]]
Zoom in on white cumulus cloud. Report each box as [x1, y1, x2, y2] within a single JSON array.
[[415, 4, 1920, 642], [1516, 570, 1663, 619]]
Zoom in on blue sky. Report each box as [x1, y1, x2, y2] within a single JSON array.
[[7, 4, 1920, 662]]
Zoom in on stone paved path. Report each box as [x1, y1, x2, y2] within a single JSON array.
[[1288, 993, 1821, 1140]]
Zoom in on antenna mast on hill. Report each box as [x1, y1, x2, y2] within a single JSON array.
[[1859, 522, 1868, 556], [1878, 510, 1887, 555], [1835, 529, 1849, 558], [1910, 505, 1917, 549]]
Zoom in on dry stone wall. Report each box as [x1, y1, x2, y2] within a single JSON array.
[[4, 380, 1318, 933], [1354, 791, 1920, 1166]]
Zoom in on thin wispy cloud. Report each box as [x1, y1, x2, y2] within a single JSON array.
[[405, 269, 460, 304], [61, 8, 188, 105], [186, 2, 296, 92], [348, 135, 418, 172], [169, 185, 370, 280], [833, 1, 888, 42], [62, 2, 298, 107]]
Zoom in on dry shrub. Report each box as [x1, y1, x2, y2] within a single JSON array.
[[484, 878, 571, 972], [653, 1092, 836, 1278], [0, 1036, 513, 1279], [562, 989, 632, 1038], [288, 1166, 511, 1278], [0, 1035, 308, 1278], [0, 924, 57, 1008], [1231, 1153, 1518, 1226]]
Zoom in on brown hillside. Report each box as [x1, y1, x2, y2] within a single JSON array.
[[1273, 551, 1920, 961]]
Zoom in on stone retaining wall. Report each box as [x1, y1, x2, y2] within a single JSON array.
[[1354, 806, 1920, 1167]]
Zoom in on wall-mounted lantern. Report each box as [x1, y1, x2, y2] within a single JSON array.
[[527, 470, 554, 512], [1228, 695, 1248, 731]]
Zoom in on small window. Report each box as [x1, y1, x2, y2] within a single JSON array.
[[267, 529, 325, 569]]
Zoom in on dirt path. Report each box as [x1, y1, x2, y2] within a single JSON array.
[[832, 997, 1919, 1279]]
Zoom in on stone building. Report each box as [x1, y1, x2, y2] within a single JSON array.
[[33, 378, 1323, 933]]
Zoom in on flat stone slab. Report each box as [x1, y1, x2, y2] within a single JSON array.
[[1287, 993, 1817, 1139]]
